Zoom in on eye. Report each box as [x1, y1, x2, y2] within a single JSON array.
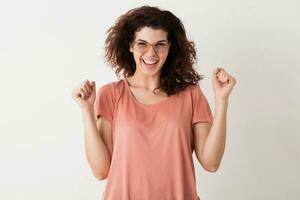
[[155, 43, 167, 48], [137, 42, 147, 47]]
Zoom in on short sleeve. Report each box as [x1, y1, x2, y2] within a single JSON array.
[[191, 84, 214, 125], [93, 83, 115, 122]]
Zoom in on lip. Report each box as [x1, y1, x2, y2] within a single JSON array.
[[141, 59, 158, 70], [142, 59, 159, 65]]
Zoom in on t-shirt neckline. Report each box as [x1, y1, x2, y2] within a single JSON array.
[[124, 78, 173, 107]]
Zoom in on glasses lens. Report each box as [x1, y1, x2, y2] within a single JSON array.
[[134, 41, 169, 53], [155, 43, 168, 52], [136, 42, 148, 52]]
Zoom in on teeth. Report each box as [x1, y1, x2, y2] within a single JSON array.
[[143, 59, 158, 64]]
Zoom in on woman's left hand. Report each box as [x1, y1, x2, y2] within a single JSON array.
[[212, 67, 237, 100]]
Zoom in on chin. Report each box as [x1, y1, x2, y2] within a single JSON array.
[[141, 69, 161, 76], [140, 62, 163, 76]]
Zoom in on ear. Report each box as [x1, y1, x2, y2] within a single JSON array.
[[129, 42, 133, 53]]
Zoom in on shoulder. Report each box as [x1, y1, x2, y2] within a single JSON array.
[[187, 83, 207, 96], [180, 83, 209, 104], [97, 79, 126, 99], [98, 79, 125, 92], [181, 83, 203, 96]]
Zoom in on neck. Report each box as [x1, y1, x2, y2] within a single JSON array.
[[126, 72, 161, 91]]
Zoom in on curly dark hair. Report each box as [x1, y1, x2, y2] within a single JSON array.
[[104, 5, 204, 95]]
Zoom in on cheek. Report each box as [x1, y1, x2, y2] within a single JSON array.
[[133, 52, 142, 61], [160, 53, 169, 62]]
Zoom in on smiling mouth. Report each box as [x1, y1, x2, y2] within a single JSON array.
[[142, 59, 159, 65]]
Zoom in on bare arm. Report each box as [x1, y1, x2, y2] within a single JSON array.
[[193, 98, 227, 172], [82, 108, 112, 180], [193, 67, 235, 172]]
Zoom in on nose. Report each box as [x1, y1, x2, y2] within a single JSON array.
[[145, 45, 157, 55]]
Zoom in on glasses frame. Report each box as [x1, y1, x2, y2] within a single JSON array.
[[131, 40, 171, 54]]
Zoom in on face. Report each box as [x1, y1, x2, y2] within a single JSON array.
[[129, 26, 170, 77]]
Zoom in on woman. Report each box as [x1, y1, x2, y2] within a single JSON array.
[[72, 5, 236, 200]]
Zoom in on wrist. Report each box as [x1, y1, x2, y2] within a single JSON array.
[[215, 96, 228, 104], [82, 106, 94, 115]]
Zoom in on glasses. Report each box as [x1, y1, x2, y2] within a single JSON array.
[[132, 40, 170, 53]]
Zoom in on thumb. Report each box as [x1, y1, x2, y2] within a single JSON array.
[[212, 67, 221, 75], [91, 81, 96, 89], [212, 67, 221, 80]]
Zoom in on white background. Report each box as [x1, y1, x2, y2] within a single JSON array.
[[1, 0, 299, 199]]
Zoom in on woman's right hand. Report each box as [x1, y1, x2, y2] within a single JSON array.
[[72, 79, 96, 111]]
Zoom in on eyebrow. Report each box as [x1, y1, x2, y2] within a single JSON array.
[[136, 39, 168, 43]]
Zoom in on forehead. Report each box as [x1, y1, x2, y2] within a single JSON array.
[[134, 26, 168, 42]]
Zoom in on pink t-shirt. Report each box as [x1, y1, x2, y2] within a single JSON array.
[[94, 79, 214, 200]]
